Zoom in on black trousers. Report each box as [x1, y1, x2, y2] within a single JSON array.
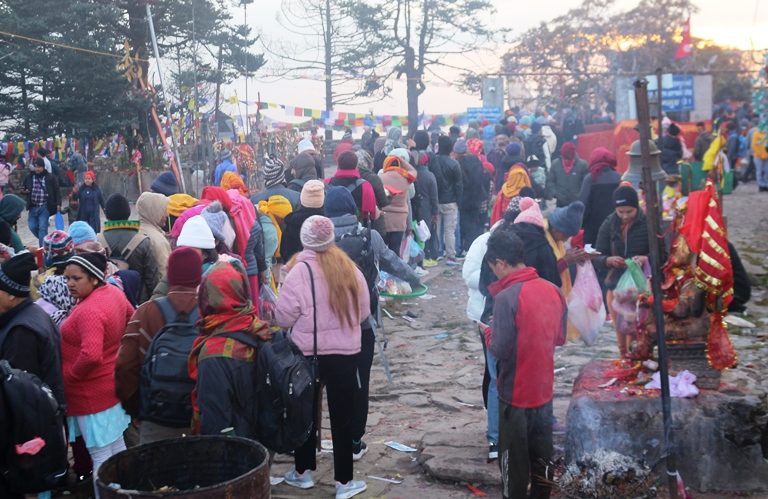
[[352, 326, 375, 440], [498, 400, 554, 499], [460, 210, 484, 252], [384, 231, 404, 255], [295, 354, 357, 483], [424, 220, 439, 260]]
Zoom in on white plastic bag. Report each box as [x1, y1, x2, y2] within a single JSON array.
[[567, 262, 606, 346], [415, 220, 431, 242]]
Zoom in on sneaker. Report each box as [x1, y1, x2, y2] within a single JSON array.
[[445, 257, 461, 266], [336, 480, 367, 499], [423, 258, 439, 268], [436, 256, 445, 262], [488, 442, 498, 461], [352, 440, 368, 461], [284, 468, 314, 489], [413, 267, 429, 277]]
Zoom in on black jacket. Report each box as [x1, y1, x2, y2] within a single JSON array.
[[594, 211, 654, 289], [659, 135, 683, 175], [413, 165, 439, 223], [0, 300, 64, 407], [433, 154, 463, 205], [479, 223, 561, 321], [22, 170, 60, 214], [196, 349, 258, 439], [578, 169, 621, 246], [280, 207, 325, 262], [458, 155, 486, 212]]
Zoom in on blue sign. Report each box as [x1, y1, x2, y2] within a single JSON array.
[[466, 107, 503, 122], [648, 75, 694, 113]]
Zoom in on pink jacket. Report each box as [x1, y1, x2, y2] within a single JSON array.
[[276, 250, 369, 356]]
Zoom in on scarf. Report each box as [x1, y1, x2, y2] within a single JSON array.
[[188, 261, 268, 432], [588, 147, 617, 181], [501, 164, 532, 198], [382, 156, 417, 183], [330, 169, 378, 221], [258, 195, 293, 257], [560, 142, 577, 174], [227, 189, 257, 263], [467, 138, 495, 174], [201, 186, 233, 213], [220, 171, 249, 196]]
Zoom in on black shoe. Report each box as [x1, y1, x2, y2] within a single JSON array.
[[352, 440, 368, 461]]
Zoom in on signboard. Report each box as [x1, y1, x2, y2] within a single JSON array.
[[647, 74, 695, 113], [466, 106, 503, 123]]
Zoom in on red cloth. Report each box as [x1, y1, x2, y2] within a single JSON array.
[[226, 190, 257, 263], [560, 142, 576, 173], [587, 147, 618, 180], [60, 284, 135, 416], [490, 194, 510, 226], [201, 186, 233, 213], [467, 138, 494, 174], [488, 267, 566, 408], [328, 169, 378, 220]]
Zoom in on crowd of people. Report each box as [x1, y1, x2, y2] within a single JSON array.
[[0, 108, 759, 499]]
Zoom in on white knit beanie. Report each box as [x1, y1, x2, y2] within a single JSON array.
[[300, 215, 335, 252], [177, 215, 215, 250]]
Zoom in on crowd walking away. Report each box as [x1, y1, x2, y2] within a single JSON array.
[[0, 113, 755, 499]]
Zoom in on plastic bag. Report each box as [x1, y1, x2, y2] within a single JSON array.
[[611, 259, 647, 336], [259, 283, 279, 324], [377, 270, 412, 295], [54, 212, 65, 231], [567, 262, 606, 346], [415, 220, 431, 242]]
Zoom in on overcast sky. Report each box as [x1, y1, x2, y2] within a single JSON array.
[[215, 0, 768, 118]]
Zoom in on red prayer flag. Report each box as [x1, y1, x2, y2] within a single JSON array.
[[675, 17, 693, 60]]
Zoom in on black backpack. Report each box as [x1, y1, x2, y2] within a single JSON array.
[[525, 135, 547, 167], [336, 226, 378, 317], [0, 360, 68, 494], [139, 297, 200, 427]]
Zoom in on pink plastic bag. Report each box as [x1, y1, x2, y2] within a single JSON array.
[[567, 262, 606, 346]]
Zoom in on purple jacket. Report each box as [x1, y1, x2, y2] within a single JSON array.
[[275, 250, 369, 356]]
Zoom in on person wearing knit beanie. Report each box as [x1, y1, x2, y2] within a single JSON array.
[[337, 150, 359, 170], [298, 138, 315, 154], [548, 201, 585, 238], [513, 197, 544, 227], [0, 251, 37, 298], [263, 157, 287, 189], [453, 138, 468, 155], [505, 142, 522, 159], [105, 193, 131, 221], [43, 230, 75, 267], [150, 171, 180, 197], [613, 184, 639, 209], [201, 202, 236, 249], [68, 221, 97, 245], [177, 215, 215, 250], [324, 186, 358, 218], [300, 215, 336, 252], [66, 253, 108, 283], [300, 180, 325, 209], [167, 247, 203, 288]]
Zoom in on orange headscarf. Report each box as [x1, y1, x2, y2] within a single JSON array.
[[220, 171, 249, 195]]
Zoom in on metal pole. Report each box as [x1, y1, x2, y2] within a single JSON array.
[[656, 68, 664, 140], [243, 0, 250, 140], [634, 78, 680, 499], [146, 3, 187, 193]]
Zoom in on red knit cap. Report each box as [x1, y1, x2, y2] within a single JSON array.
[[167, 247, 203, 288]]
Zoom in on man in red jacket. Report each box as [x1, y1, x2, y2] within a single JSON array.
[[485, 229, 566, 499]]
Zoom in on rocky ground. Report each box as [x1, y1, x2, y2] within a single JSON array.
[[22, 181, 766, 499]]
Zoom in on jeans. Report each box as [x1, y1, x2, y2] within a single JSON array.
[[28, 205, 49, 246], [437, 203, 458, 258], [478, 326, 499, 445], [755, 157, 768, 188], [499, 400, 553, 499]]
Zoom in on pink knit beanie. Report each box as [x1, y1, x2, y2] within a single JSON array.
[[513, 197, 544, 227], [300, 215, 336, 252]]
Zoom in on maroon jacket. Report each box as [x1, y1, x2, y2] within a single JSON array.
[[488, 267, 566, 408]]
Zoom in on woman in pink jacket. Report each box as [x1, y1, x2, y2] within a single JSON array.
[[276, 215, 370, 499]]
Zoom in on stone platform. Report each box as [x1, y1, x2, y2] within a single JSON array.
[[565, 360, 768, 493]]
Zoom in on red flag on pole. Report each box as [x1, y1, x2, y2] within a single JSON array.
[[675, 17, 693, 60]]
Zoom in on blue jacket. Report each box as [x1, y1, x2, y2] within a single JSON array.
[[213, 160, 237, 185]]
